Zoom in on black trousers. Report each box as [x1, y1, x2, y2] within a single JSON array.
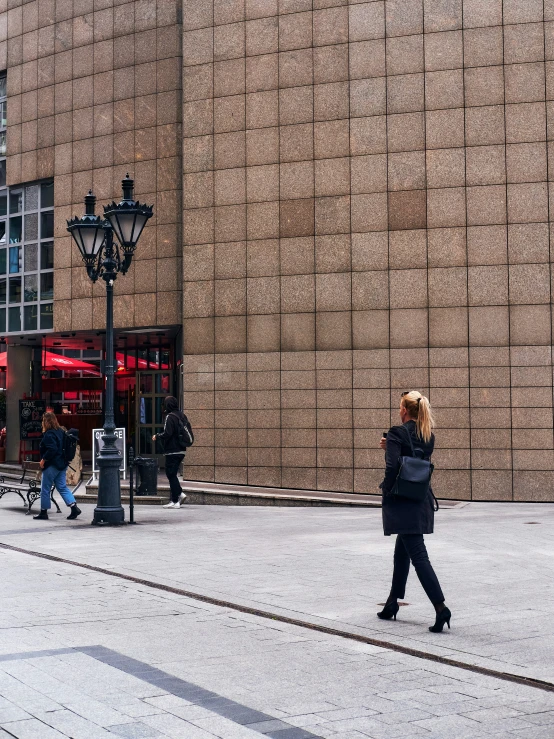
[[390, 534, 444, 605], [165, 454, 185, 503]]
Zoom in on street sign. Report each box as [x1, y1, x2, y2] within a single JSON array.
[[92, 428, 126, 478]]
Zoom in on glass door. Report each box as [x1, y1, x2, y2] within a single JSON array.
[[136, 371, 172, 461]]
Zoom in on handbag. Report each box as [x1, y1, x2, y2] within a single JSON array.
[[390, 425, 435, 504]]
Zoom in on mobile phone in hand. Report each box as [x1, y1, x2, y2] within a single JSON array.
[[382, 432, 387, 438]]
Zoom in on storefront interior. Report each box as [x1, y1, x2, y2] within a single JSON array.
[[1, 326, 181, 464]]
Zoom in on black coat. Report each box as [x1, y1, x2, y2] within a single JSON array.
[[380, 420, 435, 536], [40, 428, 65, 470], [157, 411, 189, 455]]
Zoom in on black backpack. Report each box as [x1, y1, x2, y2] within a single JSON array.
[[60, 430, 78, 466], [172, 413, 194, 450], [390, 426, 435, 505]]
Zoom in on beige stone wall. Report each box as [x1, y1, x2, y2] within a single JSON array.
[[2, 0, 182, 331], [182, 0, 554, 501]]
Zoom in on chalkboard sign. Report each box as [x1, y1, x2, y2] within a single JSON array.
[[19, 400, 46, 440], [92, 428, 126, 477]]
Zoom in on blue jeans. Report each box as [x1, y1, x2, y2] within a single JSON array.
[[41, 465, 76, 510]]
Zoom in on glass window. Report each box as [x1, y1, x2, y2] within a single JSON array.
[[24, 243, 37, 271], [9, 190, 22, 214], [0, 131, 5, 157], [156, 374, 170, 394], [0, 307, 5, 332], [9, 276, 21, 303], [0, 173, 54, 334], [41, 241, 54, 269], [0, 101, 5, 129], [9, 246, 20, 273], [24, 304, 37, 331], [40, 272, 53, 300], [0, 162, 5, 188], [8, 306, 20, 332], [40, 211, 54, 239], [24, 274, 37, 302], [0, 75, 6, 98], [40, 303, 53, 330], [155, 397, 165, 424], [9, 216, 22, 243], [40, 181, 54, 208]]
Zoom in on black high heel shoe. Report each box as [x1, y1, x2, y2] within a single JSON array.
[[429, 606, 451, 633], [377, 601, 400, 621]]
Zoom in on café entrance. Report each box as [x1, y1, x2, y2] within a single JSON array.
[[6, 326, 182, 465]]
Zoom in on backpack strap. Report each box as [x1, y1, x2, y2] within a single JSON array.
[[402, 423, 416, 457]]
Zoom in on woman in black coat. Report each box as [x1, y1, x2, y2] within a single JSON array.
[[378, 391, 451, 633]]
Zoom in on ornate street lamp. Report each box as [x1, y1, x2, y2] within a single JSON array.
[[67, 176, 153, 525]]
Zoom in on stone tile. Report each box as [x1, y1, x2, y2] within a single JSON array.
[[388, 190, 426, 231]]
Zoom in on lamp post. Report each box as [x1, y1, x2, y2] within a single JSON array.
[[67, 176, 153, 525]]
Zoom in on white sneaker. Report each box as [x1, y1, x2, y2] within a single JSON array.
[[179, 492, 187, 504], [173, 502, 181, 509], [163, 502, 175, 508]]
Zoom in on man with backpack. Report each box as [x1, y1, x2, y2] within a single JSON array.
[[34, 412, 82, 521], [152, 396, 193, 509]]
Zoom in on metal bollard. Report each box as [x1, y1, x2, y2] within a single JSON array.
[[128, 446, 136, 524]]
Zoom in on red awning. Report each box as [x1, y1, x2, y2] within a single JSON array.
[[0, 351, 99, 372], [43, 352, 99, 372]]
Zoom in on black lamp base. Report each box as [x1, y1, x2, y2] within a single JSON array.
[[93, 451, 125, 526]]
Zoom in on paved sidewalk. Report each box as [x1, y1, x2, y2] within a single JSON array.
[[0, 501, 553, 687], [1, 543, 554, 738]]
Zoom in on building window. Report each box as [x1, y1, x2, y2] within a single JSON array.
[[0, 180, 54, 334], [0, 71, 55, 335]]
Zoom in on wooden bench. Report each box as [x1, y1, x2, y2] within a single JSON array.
[[0, 461, 61, 514]]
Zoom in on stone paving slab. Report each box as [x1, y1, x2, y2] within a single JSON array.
[[1, 545, 554, 737], [0, 501, 552, 686]]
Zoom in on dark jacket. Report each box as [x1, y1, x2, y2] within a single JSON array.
[[157, 410, 189, 455], [380, 420, 435, 536], [40, 428, 66, 471]]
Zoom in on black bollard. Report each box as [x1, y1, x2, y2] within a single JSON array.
[[129, 446, 136, 524]]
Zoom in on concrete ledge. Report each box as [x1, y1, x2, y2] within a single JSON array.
[[0, 464, 465, 508], [82, 479, 465, 508]]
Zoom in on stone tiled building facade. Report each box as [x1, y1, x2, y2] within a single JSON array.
[[2, 0, 183, 332], [4, 0, 554, 500]]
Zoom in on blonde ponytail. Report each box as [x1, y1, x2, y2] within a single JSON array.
[[401, 391, 435, 443]]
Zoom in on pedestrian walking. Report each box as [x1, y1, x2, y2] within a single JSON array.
[[33, 413, 82, 521], [152, 396, 193, 509], [377, 391, 451, 633]]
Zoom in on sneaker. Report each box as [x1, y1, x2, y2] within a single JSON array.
[[173, 502, 181, 509], [67, 505, 81, 520], [163, 502, 175, 509], [178, 492, 187, 504]]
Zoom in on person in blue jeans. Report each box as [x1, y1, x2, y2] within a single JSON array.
[[33, 412, 81, 521]]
